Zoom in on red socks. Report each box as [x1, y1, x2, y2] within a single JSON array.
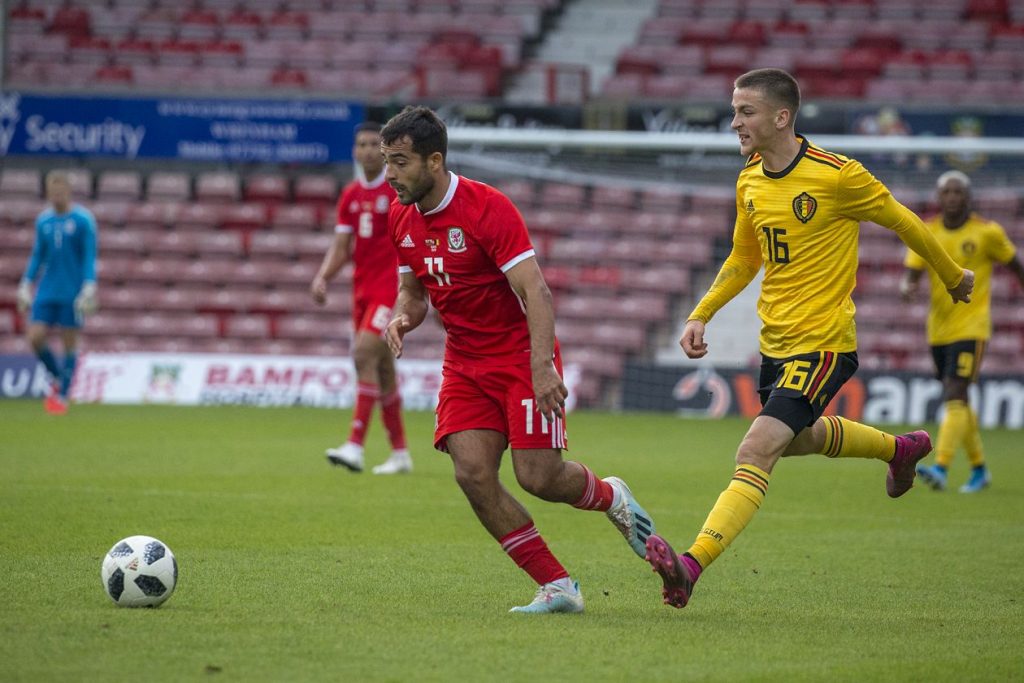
[[571, 463, 615, 511], [348, 382, 379, 445], [499, 522, 569, 585], [380, 390, 407, 450]]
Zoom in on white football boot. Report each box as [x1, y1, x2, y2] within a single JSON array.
[[372, 449, 413, 475], [509, 579, 584, 614], [325, 442, 364, 472]]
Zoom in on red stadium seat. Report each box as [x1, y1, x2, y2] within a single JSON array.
[[200, 41, 244, 68], [48, 5, 91, 37], [223, 9, 263, 41], [179, 8, 220, 42]]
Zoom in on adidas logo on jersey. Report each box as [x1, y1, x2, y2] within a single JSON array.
[[400, 234, 415, 248]]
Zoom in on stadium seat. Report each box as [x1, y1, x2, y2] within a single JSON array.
[[220, 203, 269, 232], [65, 169, 93, 198], [591, 186, 635, 212], [88, 200, 130, 227], [244, 173, 290, 203], [294, 174, 338, 204], [196, 231, 245, 259], [195, 171, 242, 203], [270, 203, 320, 232], [0, 198, 41, 228], [147, 172, 191, 201], [175, 203, 224, 232], [102, 229, 147, 258], [539, 183, 587, 210], [97, 171, 143, 200], [225, 314, 271, 340], [0, 169, 41, 198]]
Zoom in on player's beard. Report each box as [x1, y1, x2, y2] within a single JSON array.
[[397, 169, 435, 206]]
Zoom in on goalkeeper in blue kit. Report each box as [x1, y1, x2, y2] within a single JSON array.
[[17, 171, 98, 414]]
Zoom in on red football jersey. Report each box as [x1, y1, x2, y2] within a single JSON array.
[[335, 171, 399, 303], [390, 173, 543, 364]]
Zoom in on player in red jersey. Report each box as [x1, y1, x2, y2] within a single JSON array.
[[380, 106, 656, 613], [312, 122, 411, 475]]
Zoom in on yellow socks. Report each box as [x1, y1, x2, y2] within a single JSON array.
[[687, 465, 770, 569], [820, 415, 897, 461], [935, 400, 970, 468], [964, 405, 985, 467]]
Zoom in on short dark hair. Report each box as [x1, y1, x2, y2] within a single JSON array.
[[381, 106, 447, 161], [354, 121, 381, 135], [735, 68, 800, 121]]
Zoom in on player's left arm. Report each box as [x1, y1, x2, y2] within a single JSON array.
[[875, 196, 973, 303], [75, 212, 99, 315], [505, 256, 567, 422], [842, 162, 971, 303]]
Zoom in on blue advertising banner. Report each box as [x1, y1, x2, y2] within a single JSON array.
[[0, 354, 51, 399], [0, 92, 362, 163]]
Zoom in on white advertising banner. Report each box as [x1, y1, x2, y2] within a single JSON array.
[[70, 353, 580, 412]]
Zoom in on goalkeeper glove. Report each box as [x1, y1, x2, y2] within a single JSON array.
[[74, 281, 98, 316], [16, 281, 33, 313]]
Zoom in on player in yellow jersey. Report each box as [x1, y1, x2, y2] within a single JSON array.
[[643, 68, 975, 610], [901, 171, 1024, 494]]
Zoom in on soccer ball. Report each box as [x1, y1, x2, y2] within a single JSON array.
[[100, 535, 178, 607]]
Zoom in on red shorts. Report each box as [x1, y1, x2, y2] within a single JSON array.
[[353, 296, 394, 336], [434, 351, 568, 452]]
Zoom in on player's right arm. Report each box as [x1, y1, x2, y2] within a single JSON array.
[[310, 231, 352, 305], [17, 218, 47, 312], [385, 270, 428, 358], [682, 197, 762, 358]]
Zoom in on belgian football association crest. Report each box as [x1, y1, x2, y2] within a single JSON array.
[[792, 192, 817, 223], [447, 226, 467, 253]]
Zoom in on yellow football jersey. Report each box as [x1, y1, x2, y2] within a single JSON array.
[[692, 137, 892, 357], [904, 213, 1016, 344]]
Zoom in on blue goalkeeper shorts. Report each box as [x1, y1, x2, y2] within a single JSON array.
[[30, 300, 81, 328]]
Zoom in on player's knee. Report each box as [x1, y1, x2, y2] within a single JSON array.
[[515, 468, 558, 501], [26, 328, 46, 349], [453, 461, 497, 498], [734, 437, 776, 471], [351, 345, 378, 374], [943, 379, 970, 402]]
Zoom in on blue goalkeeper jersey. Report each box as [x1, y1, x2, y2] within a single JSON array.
[[23, 203, 98, 303]]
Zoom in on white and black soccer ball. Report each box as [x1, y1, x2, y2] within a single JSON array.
[[101, 535, 178, 607]]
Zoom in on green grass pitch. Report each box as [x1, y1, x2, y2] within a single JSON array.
[[2, 402, 1022, 682]]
